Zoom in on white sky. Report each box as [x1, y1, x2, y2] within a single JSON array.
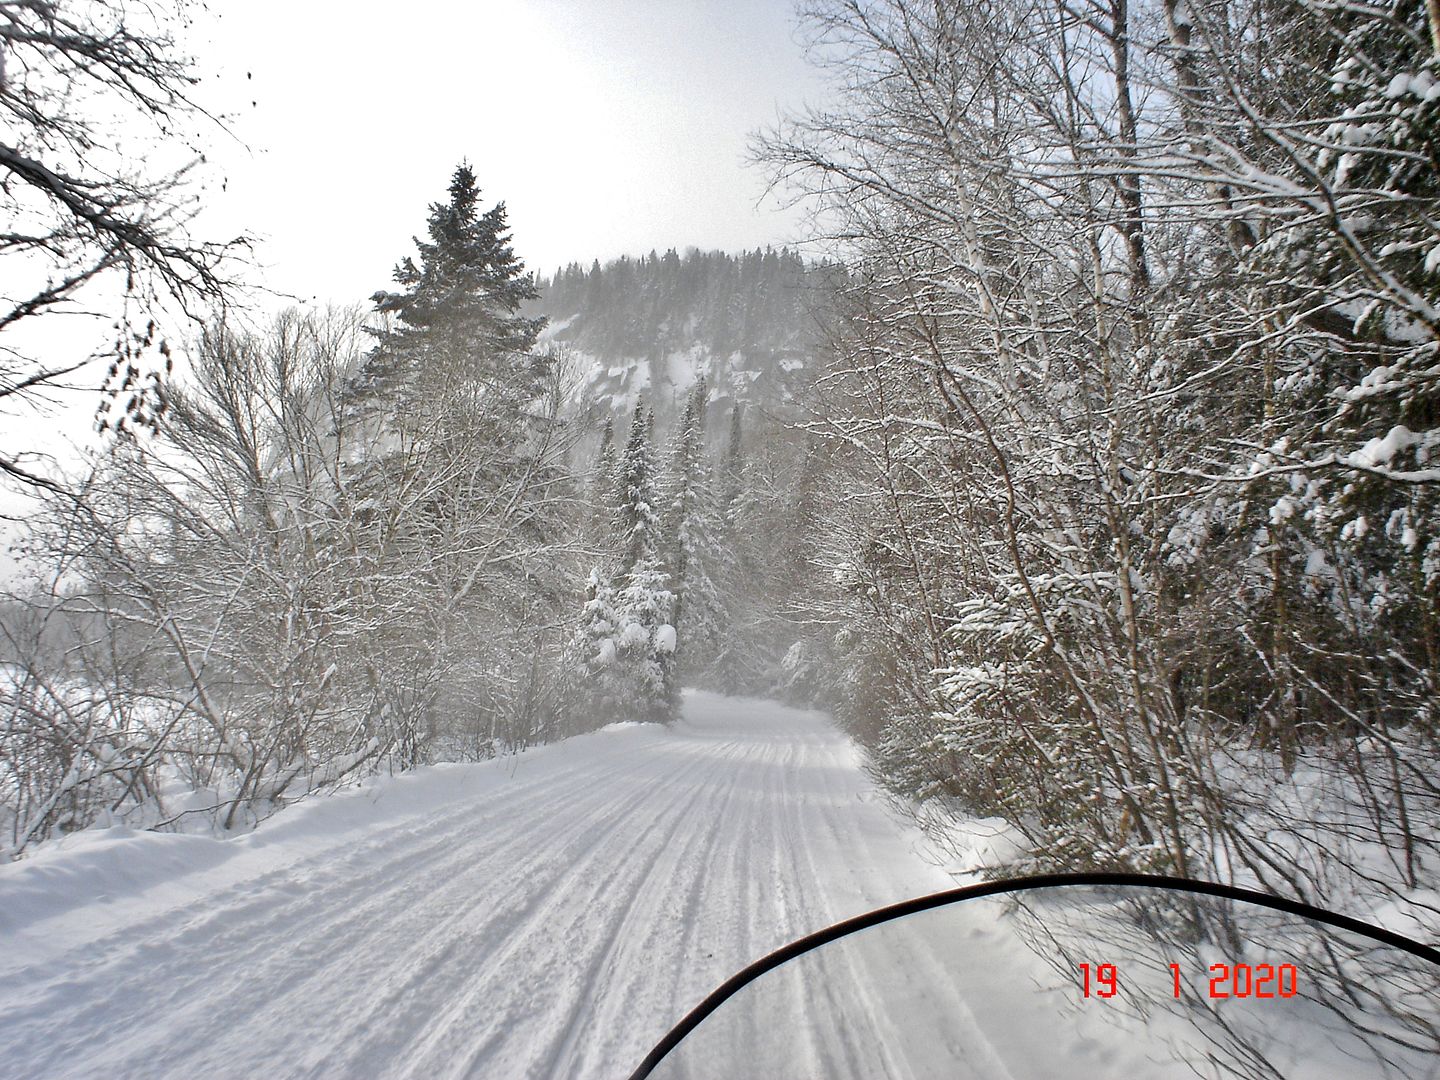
[[201, 0, 827, 303], [0, 0, 829, 523]]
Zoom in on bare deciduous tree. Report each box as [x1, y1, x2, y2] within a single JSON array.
[[0, 0, 245, 490], [761, 0, 1440, 912]]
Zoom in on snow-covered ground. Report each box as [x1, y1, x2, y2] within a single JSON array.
[[3, 692, 1433, 1079], [0, 693, 962, 1078]]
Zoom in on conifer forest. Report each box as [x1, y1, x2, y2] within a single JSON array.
[[1, 2, 1438, 1059]]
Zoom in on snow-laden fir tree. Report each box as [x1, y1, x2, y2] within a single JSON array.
[[592, 417, 617, 509], [718, 403, 745, 521], [614, 403, 659, 569], [661, 378, 729, 688], [580, 415, 620, 551], [704, 403, 765, 693], [575, 569, 628, 716], [614, 556, 678, 722], [574, 402, 678, 722], [772, 439, 832, 701]]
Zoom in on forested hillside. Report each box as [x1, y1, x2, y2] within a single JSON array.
[[533, 248, 838, 419]]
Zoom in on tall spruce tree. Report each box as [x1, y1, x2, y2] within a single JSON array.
[[706, 402, 759, 692], [615, 402, 661, 572], [587, 416, 618, 542], [574, 399, 677, 722], [772, 439, 830, 700], [664, 381, 707, 600], [355, 162, 546, 421], [337, 165, 565, 758], [662, 378, 728, 686], [718, 404, 745, 521]]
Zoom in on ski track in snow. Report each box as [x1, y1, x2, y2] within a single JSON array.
[[0, 693, 981, 1079]]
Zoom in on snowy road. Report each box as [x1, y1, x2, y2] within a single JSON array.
[[0, 693, 961, 1079]]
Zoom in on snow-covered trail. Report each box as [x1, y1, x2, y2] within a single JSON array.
[[0, 693, 964, 1079]]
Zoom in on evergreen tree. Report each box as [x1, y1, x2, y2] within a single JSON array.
[[355, 162, 546, 421], [575, 569, 627, 717], [334, 165, 568, 758], [775, 439, 823, 617], [588, 416, 618, 540], [661, 378, 728, 687], [574, 400, 677, 722], [615, 402, 661, 572], [718, 404, 745, 522], [663, 380, 707, 597], [772, 440, 830, 701], [703, 404, 767, 694], [613, 555, 677, 722]]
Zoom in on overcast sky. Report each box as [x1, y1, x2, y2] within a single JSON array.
[[0, 0, 829, 521], [201, 0, 827, 305]]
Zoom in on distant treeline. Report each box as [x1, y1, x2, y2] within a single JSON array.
[[534, 248, 843, 362]]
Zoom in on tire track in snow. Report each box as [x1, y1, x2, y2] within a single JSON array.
[[764, 721, 1016, 1080], [175, 734, 725, 1078], [539, 737, 759, 1079], [0, 695, 957, 1079], [0, 733, 690, 1077], [1, 737, 666, 1015], [323, 736, 731, 1078], [517, 751, 735, 1079]]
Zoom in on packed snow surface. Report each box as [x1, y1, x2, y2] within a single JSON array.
[[0, 693, 965, 1079], [6, 693, 1421, 1079]]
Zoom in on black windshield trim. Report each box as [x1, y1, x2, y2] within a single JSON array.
[[626, 870, 1440, 1079]]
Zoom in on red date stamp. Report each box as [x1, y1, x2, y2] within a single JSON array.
[[1079, 962, 1298, 999]]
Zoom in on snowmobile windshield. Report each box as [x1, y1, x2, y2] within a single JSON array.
[[631, 874, 1440, 1080]]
